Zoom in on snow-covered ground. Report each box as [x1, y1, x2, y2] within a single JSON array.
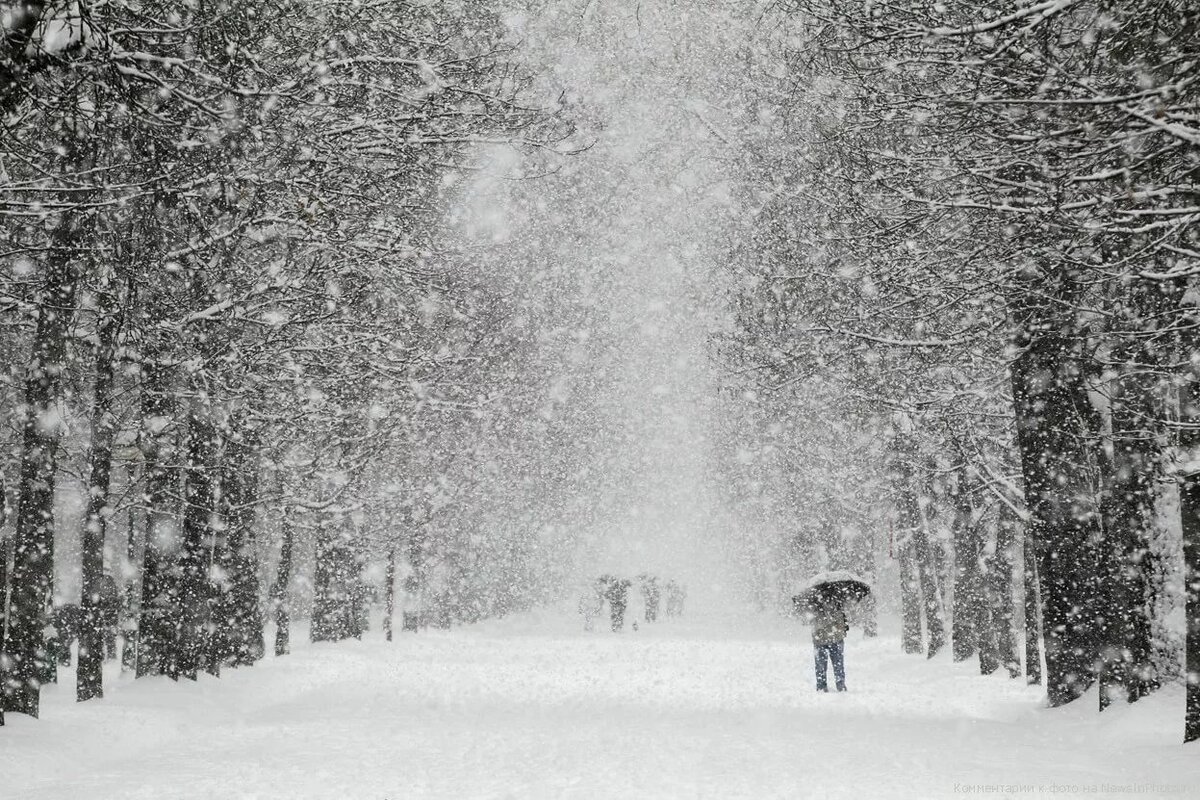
[[2, 609, 1197, 799]]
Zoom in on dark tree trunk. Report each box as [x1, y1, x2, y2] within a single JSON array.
[[1096, 274, 1176, 709], [137, 356, 180, 678], [1010, 277, 1103, 706], [78, 282, 122, 702], [176, 406, 218, 681], [121, 478, 140, 673], [1, 476, 8, 726], [892, 443, 945, 656], [1022, 526, 1043, 686], [0, 524, 8, 726], [272, 506, 294, 657], [898, 540, 923, 654], [384, 548, 396, 642], [203, 428, 231, 676], [1181, 470, 1200, 742], [1179, 313, 1200, 742], [201, 431, 228, 680], [979, 599, 998, 676], [311, 523, 361, 642], [311, 525, 337, 641], [975, 571, 1000, 676], [992, 502, 1021, 678], [912, 520, 946, 658], [862, 585, 878, 637], [951, 469, 979, 663], [954, 470, 999, 674], [1097, 383, 1159, 709], [1, 245, 76, 719], [219, 427, 264, 668]]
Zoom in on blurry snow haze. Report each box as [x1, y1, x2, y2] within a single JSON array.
[[452, 0, 748, 605]]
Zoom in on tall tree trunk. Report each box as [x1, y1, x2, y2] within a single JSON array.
[[977, 601, 1000, 674], [202, 427, 229, 678], [384, 547, 396, 642], [77, 281, 122, 702], [1, 243, 77, 718], [898, 540, 923, 654], [912, 504, 947, 658], [1022, 526, 1043, 685], [1097, 370, 1159, 710], [312, 521, 358, 642], [272, 506, 294, 657], [1, 483, 9, 727], [219, 427, 263, 667], [121, 472, 140, 674], [955, 469, 999, 674], [176, 405, 218, 681], [1180, 469, 1200, 742], [951, 468, 979, 662], [1179, 301, 1200, 742], [892, 442, 945, 656], [137, 355, 180, 678], [201, 431, 228, 680], [862, 584, 879, 638], [992, 502, 1021, 678], [1010, 275, 1103, 706], [311, 524, 335, 641], [1096, 276, 1178, 708]]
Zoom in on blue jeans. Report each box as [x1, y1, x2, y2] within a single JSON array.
[[814, 641, 846, 691]]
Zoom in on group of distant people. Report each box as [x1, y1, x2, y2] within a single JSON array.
[[578, 573, 687, 632]]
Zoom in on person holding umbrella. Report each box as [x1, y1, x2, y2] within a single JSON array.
[[808, 595, 849, 692], [794, 571, 871, 693]]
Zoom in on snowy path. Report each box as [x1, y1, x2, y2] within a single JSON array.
[[2, 610, 1196, 799]]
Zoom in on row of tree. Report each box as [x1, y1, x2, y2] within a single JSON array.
[[716, 0, 1199, 741], [1, 0, 568, 726]]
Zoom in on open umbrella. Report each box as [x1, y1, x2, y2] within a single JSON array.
[[792, 570, 871, 612]]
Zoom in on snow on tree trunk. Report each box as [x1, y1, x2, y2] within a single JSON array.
[[1095, 278, 1179, 709], [384, 548, 396, 642], [77, 279, 122, 702], [861, 587, 878, 638], [1, 242, 76, 718], [1180, 470, 1200, 743], [1179, 331, 1200, 742], [1, 480, 8, 726], [312, 521, 367, 643], [892, 441, 945, 656], [217, 426, 264, 668], [271, 507, 294, 657], [1097, 355, 1161, 710], [1010, 282, 1103, 705], [912, 521, 947, 659], [1022, 527, 1043, 687], [175, 406, 218, 681], [951, 469, 979, 663], [136, 356, 180, 679], [120, 474, 140, 674], [991, 504, 1021, 678], [898, 540, 923, 655]]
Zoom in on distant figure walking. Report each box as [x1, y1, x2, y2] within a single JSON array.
[[807, 597, 848, 692], [639, 574, 661, 622], [579, 580, 605, 632], [604, 576, 631, 632], [664, 580, 686, 617]]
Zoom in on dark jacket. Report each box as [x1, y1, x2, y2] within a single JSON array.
[[808, 607, 847, 646]]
